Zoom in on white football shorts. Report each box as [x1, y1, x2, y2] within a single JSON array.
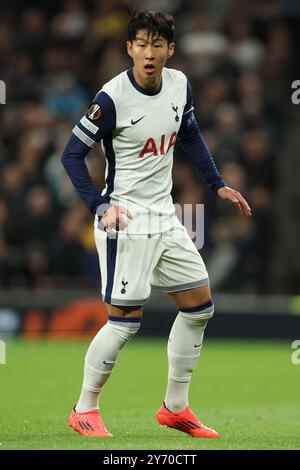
[[94, 224, 209, 306]]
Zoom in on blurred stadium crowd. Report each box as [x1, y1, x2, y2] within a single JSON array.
[[0, 0, 299, 294]]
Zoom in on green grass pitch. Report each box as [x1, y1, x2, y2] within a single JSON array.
[[0, 338, 299, 450]]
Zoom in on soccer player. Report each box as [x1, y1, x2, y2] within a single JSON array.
[[62, 10, 251, 438]]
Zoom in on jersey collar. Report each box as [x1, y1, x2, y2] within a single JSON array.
[[127, 68, 163, 96]]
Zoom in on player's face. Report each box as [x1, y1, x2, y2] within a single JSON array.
[[127, 29, 175, 89]]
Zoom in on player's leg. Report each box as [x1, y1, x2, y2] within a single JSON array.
[[153, 227, 219, 437], [69, 226, 160, 436], [164, 284, 213, 413], [69, 304, 143, 436], [169, 283, 211, 309], [75, 228, 154, 415], [157, 285, 218, 437], [75, 304, 143, 414]]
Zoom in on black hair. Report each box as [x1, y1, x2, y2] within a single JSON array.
[[127, 9, 174, 44]]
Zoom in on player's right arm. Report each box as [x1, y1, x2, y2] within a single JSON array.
[[61, 91, 132, 232]]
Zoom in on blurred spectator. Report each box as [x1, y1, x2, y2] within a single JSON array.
[[213, 103, 242, 164], [16, 7, 48, 59], [48, 205, 88, 286], [228, 20, 265, 72], [43, 72, 88, 120], [21, 185, 58, 245], [241, 129, 274, 188], [20, 241, 50, 289], [50, 0, 88, 41]]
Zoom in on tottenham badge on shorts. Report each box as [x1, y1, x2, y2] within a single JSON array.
[[86, 103, 102, 121]]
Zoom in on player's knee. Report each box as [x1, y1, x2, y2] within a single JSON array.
[[108, 315, 142, 342], [106, 303, 143, 318], [179, 299, 214, 326]]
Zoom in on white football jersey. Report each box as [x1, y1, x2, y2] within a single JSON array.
[[72, 67, 192, 233]]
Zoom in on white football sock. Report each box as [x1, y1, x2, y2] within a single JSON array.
[[75, 316, 141, 413], [164, 300, 214, 413]]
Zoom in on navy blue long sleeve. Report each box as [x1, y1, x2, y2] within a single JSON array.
[[61, 134, 108, 214], [177, 82, 226, 194], [61, 91, 116, 214]]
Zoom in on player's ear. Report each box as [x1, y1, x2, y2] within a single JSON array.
[[167, 42, 175, 60], [126, 41, 133, 58]]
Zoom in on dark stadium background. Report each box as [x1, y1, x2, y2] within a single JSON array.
[[1, 0, 300, 452]]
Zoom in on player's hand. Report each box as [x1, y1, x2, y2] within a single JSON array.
[[217, 186, 252, 217], [101, 205, 134, 234]]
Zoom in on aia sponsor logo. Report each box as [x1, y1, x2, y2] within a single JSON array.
[[139, 132, 177, 158]]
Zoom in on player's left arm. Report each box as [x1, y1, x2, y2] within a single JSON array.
[[177, 82, 251, 217]]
